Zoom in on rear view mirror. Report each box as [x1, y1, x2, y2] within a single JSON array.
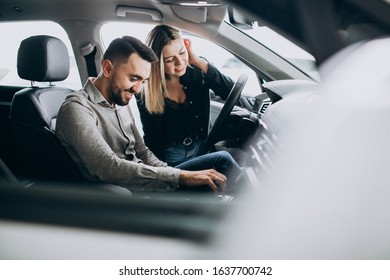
[[228, 6, 253, 30]]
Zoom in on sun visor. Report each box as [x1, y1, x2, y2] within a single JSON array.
[[171, 6, 207, 23]]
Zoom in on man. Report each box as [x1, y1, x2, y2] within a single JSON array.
[[56, 36, 239, 193]]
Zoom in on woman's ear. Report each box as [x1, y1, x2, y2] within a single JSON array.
[[184, 38, 190, 48]]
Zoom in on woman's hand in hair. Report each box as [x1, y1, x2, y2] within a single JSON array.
[[184, 38, 209, 73]]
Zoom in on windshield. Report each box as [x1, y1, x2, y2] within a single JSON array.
[[231, 21, 320, 81]]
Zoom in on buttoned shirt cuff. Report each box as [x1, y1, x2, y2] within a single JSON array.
[[158, 167, 181, 191]]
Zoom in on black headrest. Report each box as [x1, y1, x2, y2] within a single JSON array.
[[17, 35, 70, 82]]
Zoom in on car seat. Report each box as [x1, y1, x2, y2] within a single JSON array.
[[9, 35, 83, 181]]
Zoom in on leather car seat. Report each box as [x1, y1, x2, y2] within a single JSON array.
[[9, 35, 83, 181]]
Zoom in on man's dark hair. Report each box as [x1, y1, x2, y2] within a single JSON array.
[[103, 36, 158, 66]]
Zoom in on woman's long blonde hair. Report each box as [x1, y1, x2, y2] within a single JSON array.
[[144, 25, 182, 114]]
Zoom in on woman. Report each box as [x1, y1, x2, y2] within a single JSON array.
[[137, 24, 235, 166]]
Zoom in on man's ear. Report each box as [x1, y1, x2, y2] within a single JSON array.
[[102, 60, 114, 78]]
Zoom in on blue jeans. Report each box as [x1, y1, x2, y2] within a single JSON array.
[[164, 139, 203, 166], [175, 151, 242, 194]]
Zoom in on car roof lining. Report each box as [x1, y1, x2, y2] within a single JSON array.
[[2, 0, 390, 66]]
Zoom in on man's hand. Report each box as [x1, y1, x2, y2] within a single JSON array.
[[179, 169, 227, 193]]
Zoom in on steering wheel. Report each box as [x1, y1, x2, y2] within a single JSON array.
[[195, 73, 248, 156]]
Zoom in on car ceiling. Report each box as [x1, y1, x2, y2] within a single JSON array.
[[0, 0, 226, 27], [0, 0, 157, 22], [0, 0, 229, 50], [1, 0, 389, 66]]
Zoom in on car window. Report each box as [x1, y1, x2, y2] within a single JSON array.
[[101, 22, 262, 98], [0, 21, 81, 89], [181, 33, 262, 98], [231, 21, 320, 81]]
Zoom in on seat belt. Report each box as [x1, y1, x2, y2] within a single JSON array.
[[80, 42, 97, 77]]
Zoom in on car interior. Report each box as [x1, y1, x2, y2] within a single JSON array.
[[1, 0, 390, 259]]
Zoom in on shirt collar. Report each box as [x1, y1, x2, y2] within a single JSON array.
[[84, 78, 110, 105]]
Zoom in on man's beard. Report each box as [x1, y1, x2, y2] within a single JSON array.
[[109, 74, 131, 106]]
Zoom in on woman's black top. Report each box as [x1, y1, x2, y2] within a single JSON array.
[[137, 62, 234, 161]]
